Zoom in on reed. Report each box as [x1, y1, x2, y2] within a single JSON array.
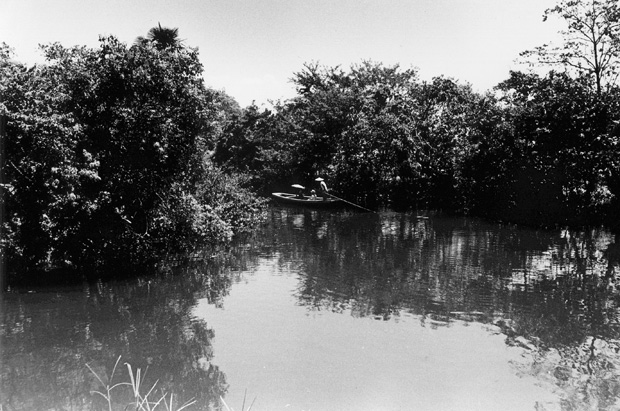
[[86, 356, 196, 411], [220, 389, 256, 411]]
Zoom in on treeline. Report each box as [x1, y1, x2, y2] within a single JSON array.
[[213, 63, 620, 229], [212, 0, 620, 231], [0, 33, 265, 285], [3, 0, 620, 284]]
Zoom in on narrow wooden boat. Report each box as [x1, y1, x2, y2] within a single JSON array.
[[271, 192, 341, 207]]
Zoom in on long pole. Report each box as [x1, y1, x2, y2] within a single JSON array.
[[328, 192, 376, 213]]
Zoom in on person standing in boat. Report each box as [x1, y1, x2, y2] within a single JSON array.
[[315, 177, 329, 201]]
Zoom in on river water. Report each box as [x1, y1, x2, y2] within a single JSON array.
[[2, 207, 620, 411]]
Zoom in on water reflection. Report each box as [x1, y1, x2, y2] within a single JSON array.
[[2, 207, 620, 410], [0, 260, 235, 410], [259, 208, 620, 409], [266, 209, 620, 337]]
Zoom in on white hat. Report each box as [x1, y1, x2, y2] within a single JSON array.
[[315, 177, 324, 182]]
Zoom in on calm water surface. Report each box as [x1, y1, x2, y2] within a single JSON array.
[[2, 207, 620, 411]]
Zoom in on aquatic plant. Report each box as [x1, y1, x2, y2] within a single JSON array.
[[87, 356, 196, 411], [220, 389, 256, 411]]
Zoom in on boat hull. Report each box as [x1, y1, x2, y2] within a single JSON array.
[[271, 192, 341, 208]]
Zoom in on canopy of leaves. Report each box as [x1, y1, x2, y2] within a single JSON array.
[[0, 37, 265, 284], [214, 61, 502, 210], [212, 59, 620, 230]]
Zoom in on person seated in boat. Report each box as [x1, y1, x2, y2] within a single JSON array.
[[310, 189, 318, 200], [296, 188, 305, 199]]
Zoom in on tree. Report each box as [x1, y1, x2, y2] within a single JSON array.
[[135, 23, 182, 50], [520, 0, 620, 94], [213, 104, 298, 192], [215, 60, 501, 210], [284, 61, 423, 206], [484, 70, 618, 226], [1, 36, 265, 284]]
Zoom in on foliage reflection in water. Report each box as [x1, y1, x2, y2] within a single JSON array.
[[195, 207, 620, 411], [0, 259, 234, 410], [2, 206, 620, 410]]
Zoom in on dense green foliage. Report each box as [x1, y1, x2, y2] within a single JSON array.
[[213, 62, 620, 229], [3, 0, 620, 286], [215, 62, 498, 209], [212, 0, 620, 230], [487, 71, 619, 226], [0, 37, 264, 284]]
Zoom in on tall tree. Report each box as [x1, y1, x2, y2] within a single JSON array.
[[520, 0, 620, 94], [135, 23, 182, 50]]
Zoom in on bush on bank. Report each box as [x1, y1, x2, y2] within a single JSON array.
[[0, 38, 265, 285]]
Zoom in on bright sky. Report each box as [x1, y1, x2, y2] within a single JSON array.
[[1, 0, 563, 107]]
